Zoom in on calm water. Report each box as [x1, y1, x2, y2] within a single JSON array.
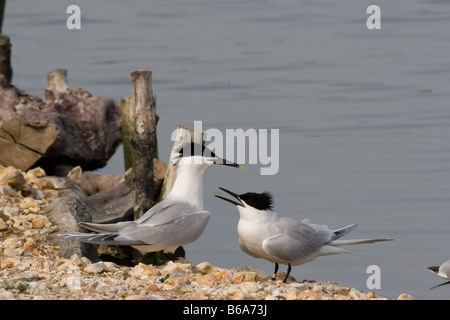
[[4, 0, 450, 300]]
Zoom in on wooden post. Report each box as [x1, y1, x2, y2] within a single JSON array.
[[129, 70, 158, 219], [47, 69, 69, 92], [0, 0, 12, 84], [120, 96, 134, 171], [158, 126, 204, 201], [0, 0, 5, 34], [121, 95, 158, 171]]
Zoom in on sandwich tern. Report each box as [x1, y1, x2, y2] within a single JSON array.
[[213, 187, 394, 283], [59, 142, 243, 254], [428, 259, 450, 289]]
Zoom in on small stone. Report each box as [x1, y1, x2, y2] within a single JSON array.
[[0, 218, 8, 231], [237, 281, 261, 294], [333, 287, 350, 296], [3, 206, 20, 218], [23, 238, 37, 252], [397, 293, 414, 300], [29, 282, 50, 295], [103, 261, 119, 272], [93, 280, 113, 294], [2, 237, 22, 248], [232, 271, 261, 283], [193, 274, 222, 286], [1, 260, 14, 269], [19, 197, 40, 210], [161, 261, 182, 275], [31, 216, 52, 229], [215, 269, 233, 282], [0, 167, 26, 187], [0, 185, 16, 197], [55, 258, 74, 271], [226, 285, 248, 300], [33, 179, 54, 190], [297, 289, 320, 300], [312, 284, 324, 293], [3, 247, 24, 257], [84, 262, 106, 274], [146, 283, 159, 292], [65, 275, 83, 292], [130, 262, 160, 279], [26, 167, 46, 184], [279, 288, 299, 300], [0, 290, 15, 300], [196, 261, 220, 274], [349, 288, 367, 300], [176, 281, 195, 293]]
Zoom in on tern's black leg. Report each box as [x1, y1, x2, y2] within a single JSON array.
[[272, 263, 279, 280], [283, 264, 292, 283]]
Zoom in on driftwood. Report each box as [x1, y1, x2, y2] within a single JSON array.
[[45, 196, 99, 262], [64, 157, 166, 224], [158, 126, 204, 201], [0, 69, 122, 173]]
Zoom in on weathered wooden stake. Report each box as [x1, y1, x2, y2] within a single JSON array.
[[47, 69, 69, 92], [121, 96, 158, 171], [128, 70, 158, 219], [120, 96, 134, 171], [158, 126, 204, 201], [0, 0, 5, 34], [0, 1, 12, 83]]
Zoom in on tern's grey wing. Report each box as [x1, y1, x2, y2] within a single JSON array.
[[134, 200, 174, 224], [135, 201, 198, 227], [117, 211, 210, 246], [262, 221, 325, 263], [275, 217, 331, 245]]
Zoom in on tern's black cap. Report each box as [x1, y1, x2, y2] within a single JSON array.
[[239, 192, 274, 211]]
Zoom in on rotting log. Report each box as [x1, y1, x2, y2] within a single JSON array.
[[0, 69, 122, 172]]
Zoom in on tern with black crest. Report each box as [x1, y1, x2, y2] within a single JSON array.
[[59, 142, 243, 254], [213, 187, 394, 283]]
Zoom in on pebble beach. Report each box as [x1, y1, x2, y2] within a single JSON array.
[[0, 165, 415, 300]]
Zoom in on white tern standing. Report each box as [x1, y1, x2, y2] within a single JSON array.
[[59, 142, 243, 254], [213, 187, 394, 283]]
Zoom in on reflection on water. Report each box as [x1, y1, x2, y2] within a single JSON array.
[[4, 0, 450, 299]]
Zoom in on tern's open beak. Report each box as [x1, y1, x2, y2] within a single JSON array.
[[212, 186, 244, 207]]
